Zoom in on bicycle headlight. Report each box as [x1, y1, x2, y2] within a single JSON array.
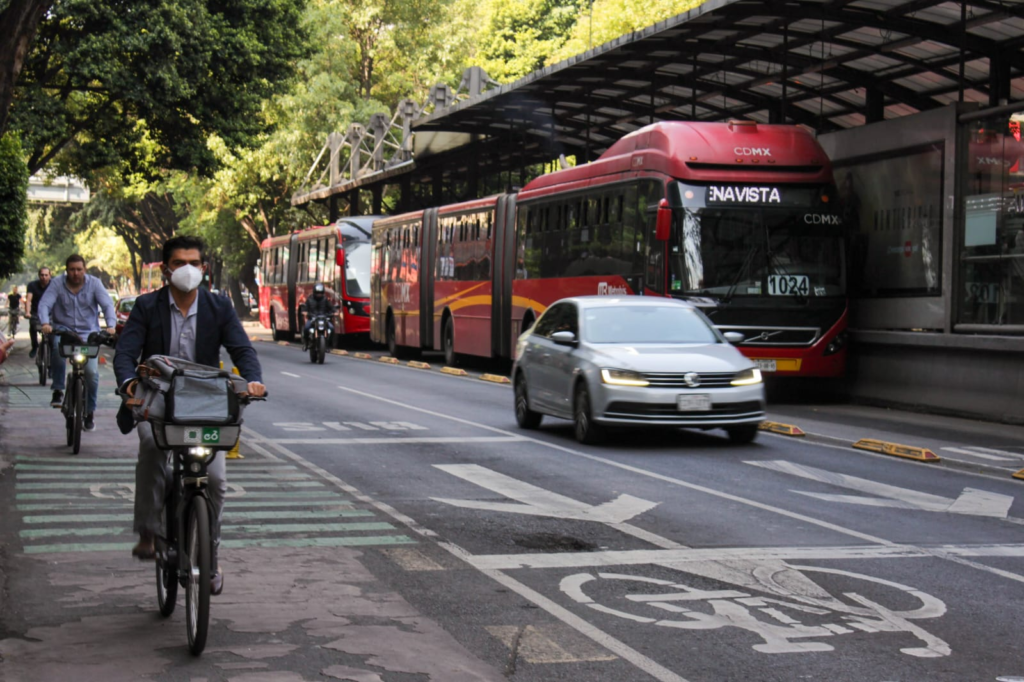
[[73, 353, 86, 364], [187, 446, 215, 462], [601, 369, 649, 387], [731, 368, 763, 386]]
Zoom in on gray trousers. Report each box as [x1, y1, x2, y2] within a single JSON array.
[[133, 423, 226, 559]]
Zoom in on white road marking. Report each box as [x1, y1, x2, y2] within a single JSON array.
[[942, 447, 1015, 461], [246, 426, 690, 682], [273, 422, 327, 432], [433, 464, 659, 523], [961, 446, 1024, 458], [269, 436, 526, 445], [747, 460, 1014, 518], [462, 543, 1024, 570], [344, 421, 378, 430], [280, 371, 301, 378], [333, 385, 1024, 586], [323, 422, 350, 431]]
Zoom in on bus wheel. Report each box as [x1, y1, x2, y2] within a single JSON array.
[[270, 313, 286, 342], [443, 316, 458, 367], [386, 314, 400, 358]]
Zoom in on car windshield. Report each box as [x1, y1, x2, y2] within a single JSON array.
[[118, 299, 135, 314], [583, 306, 719, 344]]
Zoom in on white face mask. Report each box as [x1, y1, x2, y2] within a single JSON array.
[[169, 264, 203, 293]]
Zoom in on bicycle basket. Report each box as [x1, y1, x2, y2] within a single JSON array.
[[165, 373, 241, 426]]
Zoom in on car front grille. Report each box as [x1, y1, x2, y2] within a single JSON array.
[[603, 400, 765, 423], [643, 372, 735, 389]]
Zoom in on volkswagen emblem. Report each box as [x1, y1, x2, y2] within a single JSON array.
[[683, 372, 701, 388]]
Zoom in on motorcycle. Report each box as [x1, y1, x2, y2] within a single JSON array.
[[305, 313, 333, 364]]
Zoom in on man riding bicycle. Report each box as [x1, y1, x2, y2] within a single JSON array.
[[7, 285, 22, 334], [38, 255, 117, 432], [26, 267, 52, 358], [114, 235, 266, 595]]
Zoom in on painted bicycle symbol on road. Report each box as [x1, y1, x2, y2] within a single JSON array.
[[560, 562, 950, 658]]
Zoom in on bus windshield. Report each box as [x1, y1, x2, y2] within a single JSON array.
[[670, 187, 845, 302], [344, 240, 371, 298]]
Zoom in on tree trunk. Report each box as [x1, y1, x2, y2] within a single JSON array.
[[0, 0, 54, 137], [239, 245, 261, 318], [226, 274, 250, 319]]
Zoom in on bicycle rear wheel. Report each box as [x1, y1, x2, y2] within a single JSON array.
[[185, 499, 211, 655], [72, 376, 84, 454]]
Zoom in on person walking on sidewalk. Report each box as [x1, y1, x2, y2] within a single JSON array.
[[25, 267, 52, 358], [38, 255, 117, 432], [114, 235, 265, 595]]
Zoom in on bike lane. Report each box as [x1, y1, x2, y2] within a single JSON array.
[[0, 344, 503, 681]]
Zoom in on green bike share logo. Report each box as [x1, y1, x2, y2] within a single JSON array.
[[184, 427, 220, 444]]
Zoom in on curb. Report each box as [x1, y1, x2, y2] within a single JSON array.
[[758, 421, 805, 437], [440, 366, 468, 376], [379, 356, 400, 364], [407, 361, 431, 369], [852, 438, 940, 463], [480, 374, 510, 384]]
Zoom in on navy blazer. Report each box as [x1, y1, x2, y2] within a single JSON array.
[[114, 286, 263, 388]]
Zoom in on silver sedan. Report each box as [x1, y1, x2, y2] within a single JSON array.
[[512, 296, 766, 444]]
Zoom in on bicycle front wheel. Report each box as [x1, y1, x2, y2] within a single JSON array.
[[72, 376, 84, 455], [156, 501, 178, 617], [185, 499, 211, 655], [37, 347, 47, 385]]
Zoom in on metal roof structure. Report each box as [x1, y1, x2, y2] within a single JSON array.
[[292, 0, 1024, 211]]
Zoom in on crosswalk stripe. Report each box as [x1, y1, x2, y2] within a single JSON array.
[[16, 481, 326, 490], [24, 509, 374, 524], [17, 499, 354, 512], [16, 473, 311, 480], [221, 522, 395, 534], [14, 464, 300, 472], [23, 535, 416, 554]]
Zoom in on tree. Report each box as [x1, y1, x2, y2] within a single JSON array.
[[475, 0, 586, 83], [0, 0, 53, 137], [0, 132, 29, 280], [8, 0, 309, 180]]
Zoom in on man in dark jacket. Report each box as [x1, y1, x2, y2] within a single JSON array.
[[114, 235, 266, 595], [300, 282, 336, 349]]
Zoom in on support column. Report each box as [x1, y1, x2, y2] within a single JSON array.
[[372, 185, 383, 215], [329, 195, 339, 223], [349, 190, 361, 217], [990, 53, 1010, 106], [865, 87, 885, 124], [399, 176, 411, 212], [432, 173, 443, 206]]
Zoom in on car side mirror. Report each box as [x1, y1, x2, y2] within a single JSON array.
[[551, 330, 578, 347], [723, 331, 745, 344]]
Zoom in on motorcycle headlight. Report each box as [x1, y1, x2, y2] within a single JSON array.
[[731, 368, 763, 386], [601, 369, 649, 387]]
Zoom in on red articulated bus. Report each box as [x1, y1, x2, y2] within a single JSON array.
[[259, 217, 376, 343], [372, 120, 848, 377]]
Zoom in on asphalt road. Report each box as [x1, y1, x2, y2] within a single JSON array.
[[2, 334, 1024, 682]]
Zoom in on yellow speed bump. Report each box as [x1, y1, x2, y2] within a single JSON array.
[[276, 341, 290, 346], [329, 349, 349, 356], [249, 336, 261, 342], [353, 352, 372, 359], [480, 374, 511, 384], [852, 438, 940, 463], [440, 366, 468, 376], [379, 356, 400, 364], [758, 421, 805, 437], [1013, 469, 1024, 481], [407, 361, 431, 369]]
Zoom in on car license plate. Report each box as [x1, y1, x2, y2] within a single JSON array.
[[755, 359, 777, 372], [677, 394, 712, 411]]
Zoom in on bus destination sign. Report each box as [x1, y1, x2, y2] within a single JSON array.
[[708, 185, 781, 204], [684, 183, 827, 208]]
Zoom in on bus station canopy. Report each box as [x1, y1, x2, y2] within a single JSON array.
[[293, 0, 1024, 209]]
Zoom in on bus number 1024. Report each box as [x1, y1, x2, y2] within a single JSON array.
[[768, 275, 810, 297]]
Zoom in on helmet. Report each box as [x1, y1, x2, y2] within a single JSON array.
[[313, 283, 325, 299]]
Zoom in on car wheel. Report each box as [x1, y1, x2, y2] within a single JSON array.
[[727, 424, 759, 444], [514, 375, 542, 429], [573, 382, 603, 445]]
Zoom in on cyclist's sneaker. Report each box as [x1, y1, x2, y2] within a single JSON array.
[[29, 348, 36, 359], [84, 413, 95, 431], [50, 390, 63, 408]]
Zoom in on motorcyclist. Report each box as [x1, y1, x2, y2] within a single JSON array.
[[301, 283, 336, 349]]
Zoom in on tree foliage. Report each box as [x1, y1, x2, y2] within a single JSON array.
[[0, 132, 29, 280], [9, 0, 309, 179], [474, 0, 585, 83]]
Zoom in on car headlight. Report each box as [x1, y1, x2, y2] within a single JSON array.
[[731, 368, 763, 386], [601, 369, 649, 387]]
